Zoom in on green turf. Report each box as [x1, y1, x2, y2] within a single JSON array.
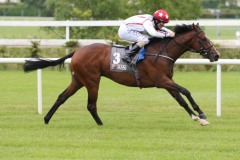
[[0, 70, 240, 159]]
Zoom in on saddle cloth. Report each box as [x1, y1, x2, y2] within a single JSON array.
[[110, 46, 145, 72]]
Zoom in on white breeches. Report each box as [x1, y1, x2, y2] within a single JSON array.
[[118, 24, 150, 47]]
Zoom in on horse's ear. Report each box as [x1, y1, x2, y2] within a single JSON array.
[[192, 23, 195, 29], [192, 23, 196, 28]]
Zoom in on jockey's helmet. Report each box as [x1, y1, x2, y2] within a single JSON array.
[[153, 9, 169, 23]]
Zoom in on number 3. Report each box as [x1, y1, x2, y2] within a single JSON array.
[[113, 52, 120, 64]]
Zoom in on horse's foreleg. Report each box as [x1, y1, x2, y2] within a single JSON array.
[[167, 90, 196, 117], [173, 83, 207, 119], [44, 79, 82, 124], [167, 89, 209, 126], [171, 83, 209, 126]]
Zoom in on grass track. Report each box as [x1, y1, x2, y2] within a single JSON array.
[[0, 70, 240, 160]]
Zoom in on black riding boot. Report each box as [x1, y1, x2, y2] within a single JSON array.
[[122, 44, 141, 63]]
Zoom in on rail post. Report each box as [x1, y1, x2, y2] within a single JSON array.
[[216, 64, 221, 116], [37, 69, 42, 114]]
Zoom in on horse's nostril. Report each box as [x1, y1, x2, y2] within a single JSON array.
[[214, 55, 219, 61]]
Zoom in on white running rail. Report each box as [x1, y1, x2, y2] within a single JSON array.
[[0, 58, 240, 116]]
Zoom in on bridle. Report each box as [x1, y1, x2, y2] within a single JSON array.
[[149, 27, 215, 63], [173, 29, 214, 58]]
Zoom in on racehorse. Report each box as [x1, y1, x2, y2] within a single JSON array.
[[23, 23, 219, 126]]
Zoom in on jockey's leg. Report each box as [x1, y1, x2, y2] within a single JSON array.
[[122, 41, 147, 63], [119, 26, 149, 63]]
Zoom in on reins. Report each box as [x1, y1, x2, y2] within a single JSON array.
[[149, 38, 175, 63], [148, 31, 201, 63], [147, 26, 214, 64], [173, 30, 202, 53]]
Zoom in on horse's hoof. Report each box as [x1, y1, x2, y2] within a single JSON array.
[[44, 117, 49, 125], [199, 114, 207, 119], [191, 115, 209, 126], [199, 119, 210, 126], [97, 120, 103, 126], [191, 114, 200, 121]]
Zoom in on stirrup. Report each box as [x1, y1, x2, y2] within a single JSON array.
[[122, 56, 132, 63]]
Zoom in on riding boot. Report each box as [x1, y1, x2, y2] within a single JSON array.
[[122, 44, 141, 63]]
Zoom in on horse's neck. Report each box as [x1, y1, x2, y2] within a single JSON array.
[[170, 31, 196, 58], [176, 31, 195, 45], [146, 31, 196, 61]]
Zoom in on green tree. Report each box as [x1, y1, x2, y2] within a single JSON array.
[[201, 0, 240, 18], [21, 0, 46, 8], [44, 0, 202, 42], [139, 0, 201, 19], [45, 0, 131, 41], [45, 0, 128, 20], [20, 0, 52, 16]]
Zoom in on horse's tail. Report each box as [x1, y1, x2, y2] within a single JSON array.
[[23, 51, 75, 72]]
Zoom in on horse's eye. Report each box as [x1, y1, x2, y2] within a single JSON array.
[[201, 38, 207, 41]]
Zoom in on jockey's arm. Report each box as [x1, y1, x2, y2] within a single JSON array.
[[161, 27, 175, 37], [143, 20, 167, 38]]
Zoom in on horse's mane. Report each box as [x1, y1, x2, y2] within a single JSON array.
[[174, 24, 194, 34]]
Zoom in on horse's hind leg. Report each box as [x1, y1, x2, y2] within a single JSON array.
[[44, 76, 83, 124], [86, 86, 103, 126], [80, 74, 102, 125]]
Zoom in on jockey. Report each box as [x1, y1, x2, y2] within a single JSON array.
[[118, 9, 175, 63]]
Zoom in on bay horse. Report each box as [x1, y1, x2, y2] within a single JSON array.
[[23, 23, 219, 126]]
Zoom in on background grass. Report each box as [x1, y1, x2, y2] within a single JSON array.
[[0, 16, 57, 39], [0, 70, 239, 160], [0, 16, 240, 39], [0, 26, 57, 39], [203, 26, 240, 40], [0, 25, 239, 40]]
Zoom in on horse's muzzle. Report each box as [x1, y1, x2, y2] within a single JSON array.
[[209, 53, 219, 62], [214, 54, 219, 61]]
